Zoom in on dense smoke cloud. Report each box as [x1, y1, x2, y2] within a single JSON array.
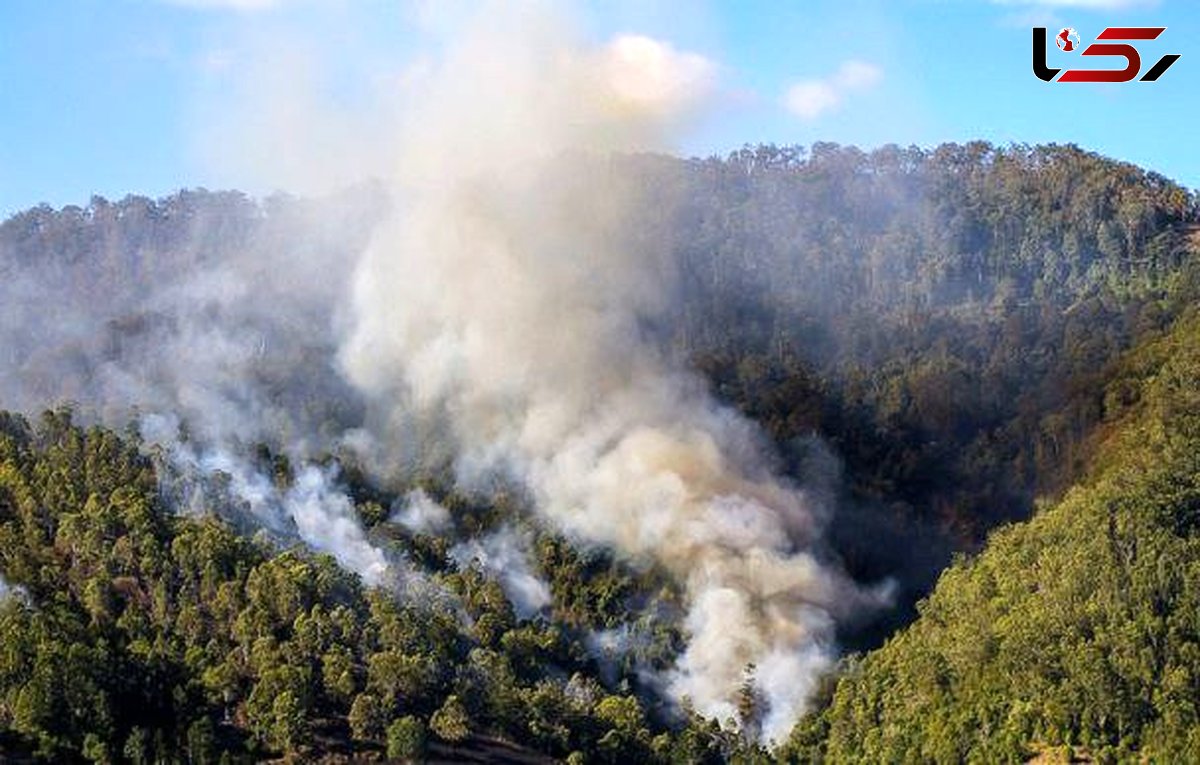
[[335, 3, 879, 740], [0, 1, 886, 743]]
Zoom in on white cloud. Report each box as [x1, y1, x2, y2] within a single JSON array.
[[600, 35, 717, 116], [836, 59, 884, 89], [782, 59, 882, 121]]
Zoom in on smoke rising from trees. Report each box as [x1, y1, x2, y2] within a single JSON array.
[[0, 2, 891, 742], [334, 4, 877, 739]]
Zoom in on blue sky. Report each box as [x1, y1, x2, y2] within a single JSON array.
[[1, 0, 1197, 217]]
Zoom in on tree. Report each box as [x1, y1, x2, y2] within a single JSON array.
[[81, 733, 109, 764], [123, 727, 150, 765], [430, 695, 471, 743], [386, 715, 427, 761], [269, 690, 307, 754], [349, 692, 386, 742], [367, 650, 437, 711], [736, 664, 763, 741], [794, 310, 1200, 761], [187, 717, 218, 765], [322, 646, 357, 704]]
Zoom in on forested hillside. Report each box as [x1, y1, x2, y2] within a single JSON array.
[[665, 142, 1197, 539], [781, 307, 1200, 764], [0, 409, 760, 763], [6, 142, 1195, 545], [2, 141, 1200, 762], [660, 142, 1199, 629]]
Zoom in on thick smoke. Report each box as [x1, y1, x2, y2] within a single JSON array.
[[335, 4, 879, 740], [0, 1, 888, 742]]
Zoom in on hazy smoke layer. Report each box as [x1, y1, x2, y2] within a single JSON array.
[[0, 1, 883, 742], [0, 189, 395, 585], [337, 5, 873, 740]]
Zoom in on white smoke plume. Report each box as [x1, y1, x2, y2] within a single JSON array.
[[0, 0, 887, 742], [146, 413, 391, 586], [0, 576, 30, 605], [450, 525, 552, 619], [285, 465, 391, 586], [390, 488, 452, 535], [334, 3, 879, 741]]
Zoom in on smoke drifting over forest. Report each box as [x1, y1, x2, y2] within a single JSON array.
[[8, 0, 1200, 759], [0, 2, 890, 744], [334, 6, 883, 738]]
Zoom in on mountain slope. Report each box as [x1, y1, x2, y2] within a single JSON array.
[[0, 410, 755, 762], [2, 142, 1199, 761], [783, 310, 1200, 763]]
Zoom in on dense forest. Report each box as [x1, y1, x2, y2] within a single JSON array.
[[0, 409, 748, 763], [780, 306, 1200, 764], [2, 141, 1200, 761]]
